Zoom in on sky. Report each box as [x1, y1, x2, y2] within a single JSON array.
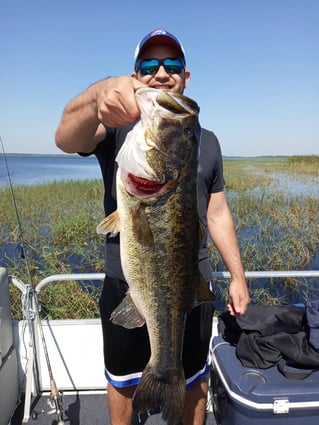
[[1, 0, 318, 157]]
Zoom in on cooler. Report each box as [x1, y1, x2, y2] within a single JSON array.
[[211, 335, 319, 425]]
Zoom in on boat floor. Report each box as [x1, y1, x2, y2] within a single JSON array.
[[11, 392, 218, 425]]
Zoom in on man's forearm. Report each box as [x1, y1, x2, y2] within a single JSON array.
[[55, 83, 103, 154], [210, 213, 245, 280]]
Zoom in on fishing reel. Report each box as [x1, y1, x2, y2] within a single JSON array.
[[30, 389, 64, 424], [48, 381, 65, 425]]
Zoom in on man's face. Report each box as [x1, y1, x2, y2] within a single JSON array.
[[132, 44, 190, 94]]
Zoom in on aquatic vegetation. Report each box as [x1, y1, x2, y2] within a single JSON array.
[[1, 157, 319, 318], [285, 155, 319, 175], [210, 157, 319, 310]]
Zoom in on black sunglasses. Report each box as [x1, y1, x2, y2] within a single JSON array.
[[135, 58, 185, 75]]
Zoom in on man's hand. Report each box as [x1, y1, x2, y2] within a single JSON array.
[[227, 278, 250, 316], [95, 76, 146, 127]]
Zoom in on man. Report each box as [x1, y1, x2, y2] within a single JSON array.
[[55, 29, 249, 425]]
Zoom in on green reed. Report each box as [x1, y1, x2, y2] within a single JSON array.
[[1, 156, 319, 318], [211, 156, 319, 308], [1, 180, 105, 319]]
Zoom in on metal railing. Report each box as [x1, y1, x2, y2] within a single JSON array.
[[8, 269, 319, 421], [28, 270, 319, 295]]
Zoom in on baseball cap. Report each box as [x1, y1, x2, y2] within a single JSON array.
[[134, 29, 186, 66]]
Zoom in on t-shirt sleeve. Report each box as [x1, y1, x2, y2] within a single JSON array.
[[199, 128, 225, 195]]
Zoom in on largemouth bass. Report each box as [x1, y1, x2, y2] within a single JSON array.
[[97, 88, 215, 425]]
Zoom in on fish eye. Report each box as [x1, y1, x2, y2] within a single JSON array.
[[184, 128, 194, 138]]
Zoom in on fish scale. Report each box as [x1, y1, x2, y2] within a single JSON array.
[[97, 88, 215, 425]]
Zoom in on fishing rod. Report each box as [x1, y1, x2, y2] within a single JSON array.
[[0, 136, 31, 270], [1, 136, 65, 425], [33, 291, 64, 424]]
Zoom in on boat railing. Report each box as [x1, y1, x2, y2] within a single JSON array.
[[14, 269, 318, 295], [9, 270, 319, 422]]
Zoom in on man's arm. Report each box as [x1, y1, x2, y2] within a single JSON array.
[[55, 76, 145, 154], [207, 191, 250, 315]]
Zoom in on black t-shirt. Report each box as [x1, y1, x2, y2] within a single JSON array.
[[88, 124, 225, 283]]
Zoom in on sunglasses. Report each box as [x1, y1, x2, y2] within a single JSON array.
[[135, 58, 185, 75]]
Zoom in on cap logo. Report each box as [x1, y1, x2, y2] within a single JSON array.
[[151, 29, 167, 36]]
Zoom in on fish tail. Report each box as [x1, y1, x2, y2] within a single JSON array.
[[133, 364, 185, 425]]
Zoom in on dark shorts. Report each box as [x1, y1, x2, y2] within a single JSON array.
[[99, 275, 214, 388]]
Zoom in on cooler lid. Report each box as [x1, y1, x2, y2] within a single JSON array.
[[211, 336, 319, 410]]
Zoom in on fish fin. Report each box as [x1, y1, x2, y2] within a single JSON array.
[[96, 211, 120, 237], [132, 205, 154, 247], [133, 364, 185, 425], [195, 275, 216, 304], [110, 292, 145, 328]]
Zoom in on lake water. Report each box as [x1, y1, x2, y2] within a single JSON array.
[[2, 155, 319, 198], [251, 169, 319, 198], [0, 154, 102, 187]]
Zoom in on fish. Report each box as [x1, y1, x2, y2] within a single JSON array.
[[97, 87, 215, 425]]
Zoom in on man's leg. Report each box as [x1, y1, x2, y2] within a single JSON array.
[[183, 377, 208, 425], [107, 383, 136, 425], [107, 378, 208, 425], [99, 276, 150, 424], [182, 302, 213, 425]]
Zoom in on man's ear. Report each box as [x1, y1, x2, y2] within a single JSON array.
[[184, 70, 191, 88]]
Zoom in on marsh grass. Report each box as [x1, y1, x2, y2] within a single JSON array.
[[278, 155, 319, 176], [1, 156, 319, 318], [1, 180, 105, 319], [223, 159, 275, 191], [224, 155, 319, 184], [211, 156, 319, 309]]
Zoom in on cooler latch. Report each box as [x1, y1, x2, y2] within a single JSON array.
[[273, 399, 290, 414]]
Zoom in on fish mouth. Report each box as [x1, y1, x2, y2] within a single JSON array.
[[123, 172, 176, 199], [128, 174, 166, 194], [136, 88, 200, 116]]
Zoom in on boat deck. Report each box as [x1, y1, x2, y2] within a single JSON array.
[[7, 270, 319, 425], [11, 391, 218, 425]]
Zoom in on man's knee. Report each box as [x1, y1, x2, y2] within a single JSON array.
[[107, 383, 137, 425]]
